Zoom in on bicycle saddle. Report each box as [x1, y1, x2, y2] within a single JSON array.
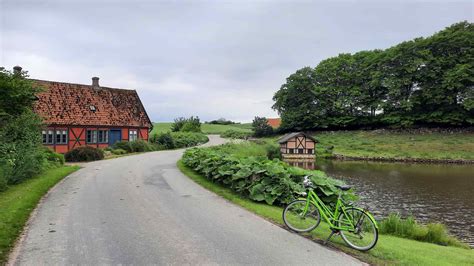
[[335, 185, 352, 191]]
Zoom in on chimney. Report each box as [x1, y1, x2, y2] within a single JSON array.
[[92, 77, 100, 89], [13, 66, 22, 75]]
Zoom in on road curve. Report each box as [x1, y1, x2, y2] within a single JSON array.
[[12, 135, 361, 265]]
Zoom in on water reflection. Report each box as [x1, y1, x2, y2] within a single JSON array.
[[284, 158, 474, 246]]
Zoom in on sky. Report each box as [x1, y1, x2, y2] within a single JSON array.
[[1, 0, 472, 122]]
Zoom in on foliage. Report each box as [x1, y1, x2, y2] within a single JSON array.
[[43, 147, 65, 165], [111, 140, 157, 153], [150, 132, 175, 149], [171, 132, 209, 148], [150, 132, 208, 149], [111, 148, 127, 155], [207, 118, 237, 125], [64, 146, 104, 162], [182, 147, 351, 205], [265, 144, 281, 160], [379, 213, 468, 248], [0, 166, 79, 264], [252, 116, 273, 137], [171, 116, 202, 132], [273, 21, 474, 130], [220, 129, 252, 139], [0, 68, 48, 191]]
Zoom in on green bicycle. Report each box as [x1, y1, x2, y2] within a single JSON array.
[[283, 176, 378, 251]]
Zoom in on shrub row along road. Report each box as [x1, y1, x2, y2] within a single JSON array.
[[11, 135, 361, 265]]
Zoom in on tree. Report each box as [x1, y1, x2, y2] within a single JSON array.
[[252, 116, 273, 137]]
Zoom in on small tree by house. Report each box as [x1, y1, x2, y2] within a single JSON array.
[[252, 116, 273, 137]]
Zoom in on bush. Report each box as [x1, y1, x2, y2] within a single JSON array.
[[379, 213, 468, 248], [151, 132, 175, 149], [252, 116, 273, 137], [111, 148, 127, 155], [112, 141, 132, 153], [43, 148, 65, 165], [182, 147, 351, 205], [220, 130, 251, 139], [171, 116, 202, 132], [65, 146, 104, 162], [266, 144, 281, 160], [171, 132, 208, 148], [130, 140, 156, 152]]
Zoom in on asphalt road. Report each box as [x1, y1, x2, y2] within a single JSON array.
[[12, 135, 362, 265]]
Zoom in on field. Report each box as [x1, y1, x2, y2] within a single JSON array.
[[151, 122, 252, 135], [0, 166, 80, 263], [313, 130, 474, 161]]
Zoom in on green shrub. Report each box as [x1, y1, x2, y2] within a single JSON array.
[[379, 213, 468, 248], [112, 141, 132, 152], [111, 148, 127, 155], [252, 116, 273, 137], [130, 140, 156, 152], [43, 147, 65, 165], [220, 130, 251, 139], [65, 146, 104, 162], [265, 144, 281, 160], [151, 132, 175, 149], [170, 132, 208, 148], [182, 147, 351, 205], [171, 116, 202, 132]]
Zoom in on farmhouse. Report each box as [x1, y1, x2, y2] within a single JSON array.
[[278, 132, 318, 159], [31, 71, 152, 153], [266, 118, 281, 128]]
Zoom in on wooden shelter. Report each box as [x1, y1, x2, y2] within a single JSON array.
[[278, 132, 318, 159]]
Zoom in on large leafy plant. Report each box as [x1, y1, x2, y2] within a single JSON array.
[[183, 147, 353, 205]]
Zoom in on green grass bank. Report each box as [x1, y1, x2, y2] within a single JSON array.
[[313, 130, 474, 162], [0, 166, 80, 263], [151, 122, 252, 135], [178, 161, 474, 265]]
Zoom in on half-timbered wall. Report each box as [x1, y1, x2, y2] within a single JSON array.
[[280, 135, 315, 155], [43, 125, 150, 153]]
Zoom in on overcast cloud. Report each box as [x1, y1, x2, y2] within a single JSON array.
[[1, 0, 472, 122]]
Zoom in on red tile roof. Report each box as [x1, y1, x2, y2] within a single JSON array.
[[32, 79, 152, 128], [267, 118, 281, 128]]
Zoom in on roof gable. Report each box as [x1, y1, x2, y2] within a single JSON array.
[[32, 79, 152, 128], [278, 132, 318, 143]]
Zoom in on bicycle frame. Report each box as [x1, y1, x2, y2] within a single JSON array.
[[301, 189, 359, 231]]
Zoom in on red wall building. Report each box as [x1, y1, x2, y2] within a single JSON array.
[[33, 77, 152, 153]]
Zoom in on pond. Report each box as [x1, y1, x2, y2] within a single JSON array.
[[286, 159, 474, 246]]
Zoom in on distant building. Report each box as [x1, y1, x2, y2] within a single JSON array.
[[278, 132, 318, 159], [29, 70, 152, 153], [267, 118, 281, 128]]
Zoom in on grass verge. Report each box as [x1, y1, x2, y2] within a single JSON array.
[[178, 160, 474, 265], [0, 166, 80, 263]]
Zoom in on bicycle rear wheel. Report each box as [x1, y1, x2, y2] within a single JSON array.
[[338, 208, 378, 251], [283, 200, 320, 233]]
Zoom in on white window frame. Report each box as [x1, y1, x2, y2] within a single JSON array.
[[129, 129, 138, 141]]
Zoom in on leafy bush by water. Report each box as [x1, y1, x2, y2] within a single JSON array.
[[65, 146, 104, 162], [379, 213, 468, 248], [182, 147, 352, 205]]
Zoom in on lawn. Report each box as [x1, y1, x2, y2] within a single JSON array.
[[151, 122, 252, 135], [313, 131, 474, 161], [0, 166, 80, 263], [178, 161, 474, 265]]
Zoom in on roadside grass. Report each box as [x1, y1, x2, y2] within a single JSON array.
[[151, 122, 252, 135], [314, 131, 474, 161], [178, 161, 474, 265], [0, 166, 80, 263]]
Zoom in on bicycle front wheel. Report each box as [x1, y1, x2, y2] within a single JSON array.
[[338, 207, 378, 251], [283, 200, 321, 233]]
